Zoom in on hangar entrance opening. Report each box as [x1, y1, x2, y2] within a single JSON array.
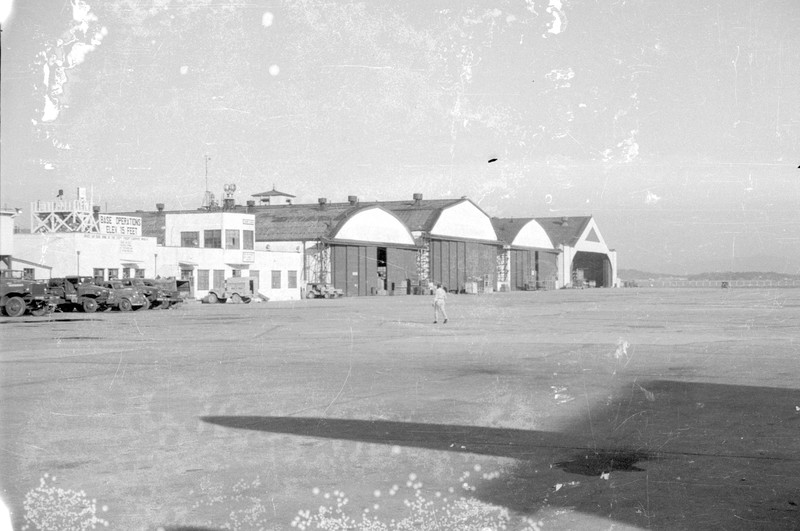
[[572, 251, 612, 287], [377, 247, 387, 290]]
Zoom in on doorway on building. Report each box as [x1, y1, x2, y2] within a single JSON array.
[[180, 268, 195, 298], [377, 247, 387, 290]]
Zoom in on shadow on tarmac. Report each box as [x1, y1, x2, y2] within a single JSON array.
[[202, 380, 800, 528]]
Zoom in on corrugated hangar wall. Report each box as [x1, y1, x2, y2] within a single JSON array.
[[509, 249, 534, 290], [508, 250, 559, 290], [429, 240, 498, 292], [331, 244, 418, 296], [538, 251, 558, 286], [386, 247, 418, 290]]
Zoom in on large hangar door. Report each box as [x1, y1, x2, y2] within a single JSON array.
[[332, 244, 378, 296], [466, 242, 498, 290], [386, 247, 417, 293], [538, 251, 558, 288], [430, 240, 466, 292], [509, 249, 533, 290], [431, 240, 499, 292], [331, 245, 352, 295]]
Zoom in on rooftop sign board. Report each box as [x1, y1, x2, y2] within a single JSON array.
[[98, 215, 142, 236]]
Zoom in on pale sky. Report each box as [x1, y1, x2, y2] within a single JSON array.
[[1, 0, 799, 274]]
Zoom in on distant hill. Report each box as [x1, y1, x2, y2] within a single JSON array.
[[687, 271, 800, 281], [618, 269, 682, 280], [692, 255, 800, 275], [618, 269, 800, 281]]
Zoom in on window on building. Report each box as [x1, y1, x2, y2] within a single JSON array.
[[108, 268, 119, 280], [288, 270, 298, 289], [135, 269, 145, 278], [213, 269, 225, 289], [225, 229, 240, 249], [271, 270, 281, 289], [93, 268, 104, 281], [243, 230, 254, 250], [23, 268, 35, 280], [204, 230, 222, 248], [231, 269, 241, 277], [181, 231, 200, 248], [249, 270, 260, 291], [197, 269, 210, 290], [123, 268, 132, 279]]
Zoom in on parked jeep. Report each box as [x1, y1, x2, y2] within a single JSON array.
[[305, 283, 343, 299], [96, 280, 148, 311], [204, 277, 255, 304], [47, 276, 117, 313], [0, 270, 56, 317]]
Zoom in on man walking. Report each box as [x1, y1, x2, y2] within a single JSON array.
[[433, 283, 448, 324]]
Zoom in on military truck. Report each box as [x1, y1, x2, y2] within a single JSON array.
[[120, 278, 175, 309], [148, 277, 184, 308], [47, 276, 117, 313], [96, 280, 149, 311], [0, 270, 56, 317], [204, 277, 255, 304]]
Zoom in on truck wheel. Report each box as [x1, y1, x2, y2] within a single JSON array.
[[119, 298, 133, 312], [231, 293, 242, 304], [5, 296, 27, 317], [136, 300, 151, 311], [207, 293, 218, 304], [81, 298, 98, 313]]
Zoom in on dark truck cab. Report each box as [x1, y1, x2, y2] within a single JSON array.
[[47, 276, 117, 313], [96, 280, 148, 311], [0, 270, 56, 317]]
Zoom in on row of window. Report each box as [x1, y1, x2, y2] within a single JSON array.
[[181, 229, 254, 250], [17, 268, 146, 281], [93, 268, 145, 281], [193, 269, 298, 290]]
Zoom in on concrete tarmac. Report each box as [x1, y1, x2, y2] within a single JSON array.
[[1, 288, 798, 530]]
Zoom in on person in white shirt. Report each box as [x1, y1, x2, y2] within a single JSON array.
[[433, 283, 448, 324]]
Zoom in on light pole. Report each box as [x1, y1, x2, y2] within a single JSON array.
[[154, 253, 158, 278], [76, 250, 81, 275]]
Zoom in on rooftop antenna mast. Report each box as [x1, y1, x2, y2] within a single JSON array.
[[202, 154, 217, 209], [205, 155, 210, 192]]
